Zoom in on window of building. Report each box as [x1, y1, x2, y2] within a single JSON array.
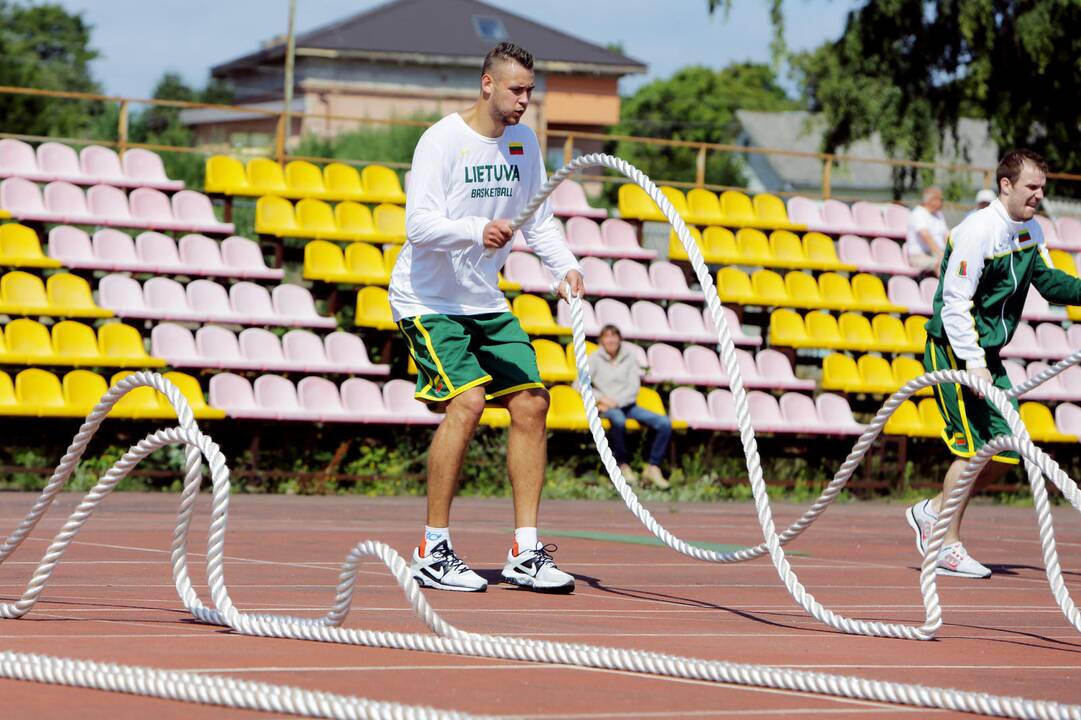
[[472, 16, 508, 42]]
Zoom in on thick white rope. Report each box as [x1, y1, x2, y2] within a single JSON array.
[[0, 156, 1078, 719]]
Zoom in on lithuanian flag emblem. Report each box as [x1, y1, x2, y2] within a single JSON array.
[[1018, 229, 1031, 242], [958, 260, 968, 277], [509, 142, 524, 156]]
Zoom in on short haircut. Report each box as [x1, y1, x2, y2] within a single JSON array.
[[599, 324, 622, 339], [482, 42, 534, 75], [922, 186, 942, 203], [996, 149, 1048, 189]]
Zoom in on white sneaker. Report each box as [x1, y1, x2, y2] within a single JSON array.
[[410, 540, 487, 592], [905, 499, 938, 555], [936, 543, 992, 578], [618, 463, 638, 485], [502, 543, 575, 593]]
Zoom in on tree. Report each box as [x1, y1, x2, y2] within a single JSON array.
[[612, 63, 797, 187], [0, 1, 101, 137]]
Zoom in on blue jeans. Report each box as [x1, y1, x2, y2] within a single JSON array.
[[602, 404, 672, 467]]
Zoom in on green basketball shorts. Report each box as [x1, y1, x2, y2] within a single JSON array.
[[923, 337, 1019, 464], [397, 311, 544, 404]]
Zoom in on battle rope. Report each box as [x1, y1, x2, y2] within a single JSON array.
[[0, 155, 1078, 720]]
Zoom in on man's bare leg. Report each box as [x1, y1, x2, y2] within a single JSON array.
[[504, 388, 550, 529], [930, 458, 1011, 546], [425, 387, 486, 527]]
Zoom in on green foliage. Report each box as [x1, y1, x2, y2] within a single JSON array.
[[613, 63, 797, 188], [295, 117, 432, 167]]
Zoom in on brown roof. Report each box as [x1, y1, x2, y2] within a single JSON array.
[[213, 0, 646, 77]]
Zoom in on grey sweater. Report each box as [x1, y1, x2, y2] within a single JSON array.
[[587, 345, 645, 408]]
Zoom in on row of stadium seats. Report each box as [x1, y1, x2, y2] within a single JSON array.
[[667, 387, 865, 435], [0, 368, 222, 419], [769, 310, 927, 353], [47, 225, 282, 280], [513, 216, 655, 260], [787, 196, 908, 239], [1001, 322, 1081, 360], [205, 157, 406, 204], [0, 141, 183, 191], [0, 179, 233, 235], [1007, 360, 1081, 402], [886, 398, 1079, 443], [0, 319, 161, 367], [619, 184, 804, 231], [822, 353, 934, 395], [255, 196, 405, 243], [506, 253, 701, 302], [98, 275, 335, 328], [150, 323, 388, 376], [670, 227, 850, 271], [719, 269, 904, 313], [0, 271, 110, 318], [1036, 216, 1081, 252], [553, 296, 760, 345]]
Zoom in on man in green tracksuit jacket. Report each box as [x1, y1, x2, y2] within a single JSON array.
[[905, 149, 1081, 579]]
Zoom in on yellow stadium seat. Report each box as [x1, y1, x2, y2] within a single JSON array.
[[323, 162, 366, 202], [818, 273, 858, 311], [1021, 402, 1077, 442], [62, 369, 108, 415], [858, 355, 897, 394], [754, 193, 805, 231], [6, 318, 54, 363], [736, 228, 774, 266], [0, 369, 23, 414], [566, 339, 597, 370], [52, 320, 105, 365], [884, 400, 926, 436], [668, 226, 703, 262], [498, 272, 521, 292], [701, 226, 739, 264], [1, 271, 48, 314], [0, 326, 15, 364], [47, 273, 112, 318], [16, 368, 72, 416], [852, 273, 905, 313], [805, 311, 845, 350], [803, 232, 854, 271], [872, 315, 913, 353], [750, 269, 790, 307], [345, 242, 391, 285], [285, 160, 328, 199], [204, 155, 253, 196], [164, 371, 227, 420], [686, 188, 723, 226], [304, 240, 349, 282], [632, 386, 687, 429], [839, 312, 877, 351], [533, 339, 576, 383], [0, 224, 61, 268], [354, 286, 397, 330], [335, 201, 378, 242], [296, 198, 352, 241], [659, 186, 690, 221], [383, 245, 401, 275], [479, 406, 511, 428], [1049, 249, 1078, 277], [247, 158, 290, 196], [109, 370, 170, 419], [255, 195, 300, 237], [361, 165, 406, 204], [372, 203, 406, 244], [769, 230, 810, 269], [546, 384, 588, 430], [906, 316, 928, 349], [619, 183, 664, 222], [783, 271, 824, 309], [768, 309, 813, 348], [512, 294, 570, 336], [98, 322, 165, 368], [822, 353, 861, 392], [918, 398, 947, 438], [717, 267, 755, 304], [720, 191, 758, 227], [892, 356, 933, 397]]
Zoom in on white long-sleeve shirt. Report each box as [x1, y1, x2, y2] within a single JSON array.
[[389, 112, 580, 320]]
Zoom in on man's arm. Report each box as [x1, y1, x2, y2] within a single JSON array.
[[939, 230, 989, 369], [919, 228, 943, 256], [1031, 246, 1081, 305], [405, 137, 488, 251]]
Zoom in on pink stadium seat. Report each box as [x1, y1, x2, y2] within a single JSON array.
[[172, 190, 234, 234], [47, 226, 95, 268], [565, 216, 606, 256], [1022, 286, 1064, 322], [187, 279, 236, 323], [273, 284, 337, 329], [919, 276, 938, 306], [36, 142, 85, 183], [648, 261, 702, 301], [98, 274, 152, 318], [888, 276, 930, 314], [384, 378, 444, 424], [665, 302, 713, 343], [297, 376, 352, 422], [135, 232, 188, 274], [92, 229, 142, 271], [239, 328, 292, 372], [80, 146, 128, 187], [736, 349, 762, 387], [1004, 359, 1028, 392], [623, 341, 648, 369], [646, 343, 692, 384], [179, 234, 228, 277], [815, 393, 866, 434], [556, 298, 600, 336], [779, 392, 821, 434], [341, 377, 393, 421], [757, 349, 815, 391], [582, 256, 623, 297], [786, 196, 826, 232], [747, 390, 787, 432], [670, 387, 729, 430], [1055, 403, 1081, 436], [871, 237, 917, 275], [1022, 361, 1065, 401], [551, 179, 607, 220], [283, 329, 333, 372], [222, 236, 284, 280], [510, 229, 529, 252], [1001, 323, 1040, 359], [1056, 218, 1081, 252], [1068, 324, 1081, 348], [43, 181, 96, 224], [505, 252, 552, 293], [837, 235, 875, 271], [0, 177, 54, 222], [705, 388, 739, 429], [682, 345, 727, 386], [196, 325, 254, 370], [324, 331, 390, 375], [87, 184, 136, 227], [1035, 323, 1071, 359], [1061, 366, 1081, 400], [121, 148, 184, 191], [1035, 215, 1059, 248], [254, 374, 318, 422], [130, 187, 182, 231], [151, 323, 201, 368], [822, 199, 861, 235], [594, 298, 638, 339], [601, 218, 656, 260], [852, 202, 900, 238], [884, 204, 911, 234], [0, 139, 47, 181], [208, 373, 278, 420], [229, 282, 278, 325], [142, 277, 198, 322], [703, 306, 761, 347], [634, 301, 679, 341]]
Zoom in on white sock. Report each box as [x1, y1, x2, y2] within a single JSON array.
[[514, 527, 538, 555], [421, 526, 450, 556]]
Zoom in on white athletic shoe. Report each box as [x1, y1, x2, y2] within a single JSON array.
[[936, 542, 992, 578], [410, 541, 487, 592], [905, 499, 938, 555], [501, 543, 575, 593]]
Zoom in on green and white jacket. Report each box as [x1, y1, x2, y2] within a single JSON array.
[[925, 198, 1081, 369]]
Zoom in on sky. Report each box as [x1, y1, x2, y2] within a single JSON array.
[[53, 0, 861, 99]]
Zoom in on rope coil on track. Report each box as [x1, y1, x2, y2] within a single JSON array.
[[0, 155, 1078, 719]]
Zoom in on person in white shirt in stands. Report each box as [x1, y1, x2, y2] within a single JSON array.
[[905, 186, 949, 275], [390, 42, 585, 594], [967, 188, 996, 217]]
